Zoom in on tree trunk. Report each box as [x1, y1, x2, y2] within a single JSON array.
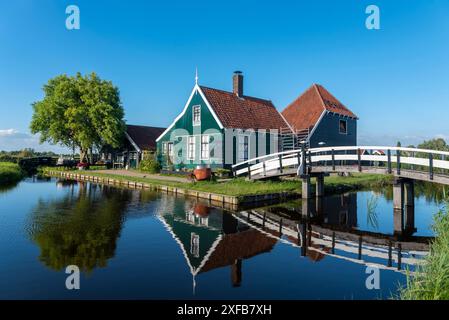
[[80, 149, 87, 163]]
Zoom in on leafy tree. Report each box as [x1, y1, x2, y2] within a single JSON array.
[[30, 73, 126, 162], [418, 138, 449, 152]]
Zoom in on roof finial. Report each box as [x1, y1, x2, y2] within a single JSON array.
[[195, 67, 199, 85]]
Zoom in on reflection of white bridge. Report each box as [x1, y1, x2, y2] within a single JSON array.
[[235, 210, 429, 274], [232, 146, 449, 185]]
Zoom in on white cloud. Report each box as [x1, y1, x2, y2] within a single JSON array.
[[358, 133, 449, 147], [0, 129, 18, 136], [0, 128, 70, 153]]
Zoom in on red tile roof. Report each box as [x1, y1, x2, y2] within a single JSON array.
[[281, 84, 357, 131], [200, 86, 289, 130], [126, 125, 166, 151]]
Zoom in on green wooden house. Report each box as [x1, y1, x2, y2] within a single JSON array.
[[156, 72, 290, 169]]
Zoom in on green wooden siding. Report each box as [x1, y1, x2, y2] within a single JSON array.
[[157, 88, 224, 169]]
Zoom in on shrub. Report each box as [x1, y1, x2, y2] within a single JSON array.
[[139, 153, 161, 174], [0, 162, 24, 185]]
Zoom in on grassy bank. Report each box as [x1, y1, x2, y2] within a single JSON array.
[[41, 167, 391, 197], [0, 162, 24, 185], [400, 207, 449, 300]]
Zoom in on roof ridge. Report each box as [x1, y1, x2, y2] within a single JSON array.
[[283, 83, 318, 111], [313, 84, 327, 112], [199, 85, 273, 105]]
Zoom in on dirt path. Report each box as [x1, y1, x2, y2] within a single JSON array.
[[95, 170, 188, 183]]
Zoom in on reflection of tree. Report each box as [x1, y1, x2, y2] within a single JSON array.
[[373, 181, 447, 204], [27, 183, 132, 272], [0, 181, 20, 194]]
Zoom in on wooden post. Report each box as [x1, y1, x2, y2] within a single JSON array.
[[297, 151, 301, 169], [387, 241, 393, 267], [397, 243, 402, 270], [262, 212, 266, 228], [262, 161, 266, 177], [279, 154, 283, 174], [302, 176, 311, 199], [357, 148, 362, 172], [308, 151, 312, 168], [316, 174, 324, 197], [279, 218, 283, 235], [331, 232, 336, 254], [331, 149, 335, 171], [429, 153, 434, 180], [301, 146, 307, 176], [397, 150, 401, 175], [358, 236, 363, 260], [247, 164, 251, 179], [387, 149, 392, 174]]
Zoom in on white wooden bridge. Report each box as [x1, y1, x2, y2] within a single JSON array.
[[232, 146, 449, 207], [232, 146, 449, 184]]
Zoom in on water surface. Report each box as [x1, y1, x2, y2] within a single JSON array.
[[0, 177, 443, 299]]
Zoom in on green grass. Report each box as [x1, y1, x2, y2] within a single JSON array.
[[400, 207, 449, 300], [0, 162, 24, 185], [325, 174, 392, 193], [41, 168, 391, 198]]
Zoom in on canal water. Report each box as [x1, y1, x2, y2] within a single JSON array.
[[0, 177, 445, 300]]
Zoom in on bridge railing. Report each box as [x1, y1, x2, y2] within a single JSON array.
[[232, 146, 449, 180]]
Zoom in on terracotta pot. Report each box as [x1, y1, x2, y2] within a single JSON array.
[[193, 167, 212, 181]]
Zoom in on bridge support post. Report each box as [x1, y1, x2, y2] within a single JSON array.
[[315, 174, 325, 197], [393, 178, 404, 211], [404, 180, 414, 208], [393, 208, 404, 235], [393, 178, 405, 235], [302, 198, 312, 217], [393, 178, 416, 236], [302, 176, 311, 199]]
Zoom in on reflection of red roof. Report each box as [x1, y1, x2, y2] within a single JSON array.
[[200, 86, 289, 130], [200, 229, 277, 273], [281, 84, 357, 131]]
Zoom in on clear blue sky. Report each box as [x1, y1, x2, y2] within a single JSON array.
[[1, 0, 449, 152]]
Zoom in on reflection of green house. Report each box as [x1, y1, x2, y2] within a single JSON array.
[[155, 72, 289, 170], [158, 202, 277, 289]]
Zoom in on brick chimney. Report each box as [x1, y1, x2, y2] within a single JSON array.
[[233, 71, 243, 97]]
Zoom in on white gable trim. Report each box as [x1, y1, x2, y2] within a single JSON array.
[[155, 84, 224, 142], [196, 85, 224, 130], [125, 132, 142, 153]]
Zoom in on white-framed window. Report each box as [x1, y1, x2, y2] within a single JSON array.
[[162, 142, 168, 155], [188, 136, 196, 160], [339, 119, 348, 134], [238, 135, 249, 161], [201, 135, 210, 160], [192, 105, 201, 126], [190, 233, 200, 258], [167, 142, 173, 157]]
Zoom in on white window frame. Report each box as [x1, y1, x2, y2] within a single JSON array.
[[167, 142, 174, 157], [188, 136, 196, 160], [201, 135, 210, 160], [190, 233, 200, 258], [238, 135, 250, 162], [339, 119, 348, 135], [192, 105, 201, 126]]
